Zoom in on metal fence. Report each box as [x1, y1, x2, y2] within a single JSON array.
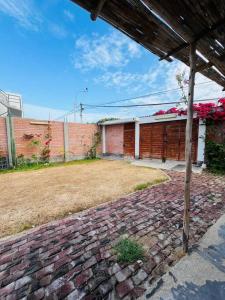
[[0, 156, 9, 169]]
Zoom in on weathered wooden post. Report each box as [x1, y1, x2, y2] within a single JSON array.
[[183, 42, 197, 253]]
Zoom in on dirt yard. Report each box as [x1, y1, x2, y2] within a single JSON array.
[[0, 160, 167, 238]]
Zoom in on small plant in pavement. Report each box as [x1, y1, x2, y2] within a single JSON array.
[[114, 238, 145, 263]]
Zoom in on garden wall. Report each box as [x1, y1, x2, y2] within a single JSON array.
[[105, 124, 124, 155], [0, 117, 100, 164]]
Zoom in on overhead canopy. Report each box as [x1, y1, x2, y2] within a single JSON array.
[[70, 0, 225, 88]]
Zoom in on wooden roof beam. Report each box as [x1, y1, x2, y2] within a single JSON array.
[[90, 0, 107, 21], [159, 18, 225, 61], [196, 61, 213, 73], [143, 0, 225, 78]]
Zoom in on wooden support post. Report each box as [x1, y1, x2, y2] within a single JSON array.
[[90, 0, 107, 21], [183, 42, 197, 253]]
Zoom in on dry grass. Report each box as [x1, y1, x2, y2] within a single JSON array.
[[0, 160, 167, 238]]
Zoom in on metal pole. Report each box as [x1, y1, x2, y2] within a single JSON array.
[[183, 42, 197, 253], [80, 103, 84, 123]]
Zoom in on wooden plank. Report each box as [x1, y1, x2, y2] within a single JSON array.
[[124, 123, 135, 157], [90, 0, 107, 20], [183, 42, 197, 253]]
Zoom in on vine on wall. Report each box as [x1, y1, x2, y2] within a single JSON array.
[[86, 131, 101, 159], [18, 123, 52, 165]]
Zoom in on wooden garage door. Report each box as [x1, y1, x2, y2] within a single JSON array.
[[124, 123, 135, 157], [140, 120, 198, 161]]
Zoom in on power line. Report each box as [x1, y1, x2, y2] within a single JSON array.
[[83, 97, 219, 109], [54, 109, 80, 121], [82, 80, 214, 107], [53, 80, 221, 121]]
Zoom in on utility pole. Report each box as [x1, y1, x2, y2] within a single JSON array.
[[80, 103, 84, 123], [75, 88, 88, 123], [74, 103, 76, 122]]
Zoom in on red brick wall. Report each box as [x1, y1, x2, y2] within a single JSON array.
[[68, 123, 99, 158], [13, 118, 49, 158], [0, 118, 8, 156], [105, 124, 124, 155], [0, 117, 100, 161]]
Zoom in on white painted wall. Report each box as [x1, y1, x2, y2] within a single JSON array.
[[197, 119, 206, 163], [102, 125, 106, 154], [135, 121, 140, 159]]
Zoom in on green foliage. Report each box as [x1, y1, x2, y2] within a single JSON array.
[[86, 132, 101, 159], [30, 139, 41, 147], [114, 238, 145, 263], [0, 158, 100, 174], [134, 182, 151, 191], [97, 117, 119, 124], [16, 154, 32, 167], [41, 147, 51, 162], [205, 140, 225, 174], [134, 178, 166, 191]]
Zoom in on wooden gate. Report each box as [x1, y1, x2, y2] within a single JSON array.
[[140, 120, 198, 161], [124, 123, 135, 157]]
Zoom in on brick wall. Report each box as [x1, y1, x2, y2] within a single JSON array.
[[0, 118, 8, 156], [105, 124, 124, 155], [68, 123, 100, 159], [0, 117, 100, 162]]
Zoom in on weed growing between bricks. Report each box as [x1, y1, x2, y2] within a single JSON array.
[[114, 238, 145, 263]]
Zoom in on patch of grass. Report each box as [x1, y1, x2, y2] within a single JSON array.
[[17, 222, 34, 233], [134, 177, 166, 191], [114, 238, 145, 263], [134, 182, 151, 191], [0, 158, 100, 174]]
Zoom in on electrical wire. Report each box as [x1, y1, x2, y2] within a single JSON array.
[[53, 80, 221, 120], [82, 97, 219, 109], [82, 80, 214, 107]]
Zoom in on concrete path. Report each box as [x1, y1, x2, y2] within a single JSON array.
[[0, 171, 224, 299], [132, 159, 203, 174], [142, 214, 225, 300]]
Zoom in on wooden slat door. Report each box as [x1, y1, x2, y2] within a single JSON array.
[[175, 120, 198, 162], [140, 123, 164, 159], [124, 123, 135, 157], [140, 120, 199, 162]]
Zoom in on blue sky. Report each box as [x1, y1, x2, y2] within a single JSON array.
[[0, 0, 224, 122]]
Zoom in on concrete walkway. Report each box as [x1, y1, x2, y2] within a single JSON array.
[[142, 214, 225, 300], [132, 159, 203, 174], [0, 171, 224, 299]]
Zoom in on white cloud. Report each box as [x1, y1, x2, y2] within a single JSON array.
[[95, 65, 163, 93], [48, 23, 67, 39], [72, 30, 142, 71], [0, 0, 42, 31], [64, 9, 75, 22]]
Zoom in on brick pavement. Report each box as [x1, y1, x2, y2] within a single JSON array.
[[0, 171, 224, 299]]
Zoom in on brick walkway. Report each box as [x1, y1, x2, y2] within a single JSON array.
[[0, 171, 224, 300]]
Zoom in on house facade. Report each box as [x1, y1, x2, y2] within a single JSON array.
[[101, 114, 206, 164]]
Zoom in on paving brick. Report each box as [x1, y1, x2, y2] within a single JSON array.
[[132, 269, 148, 285], [116, 279, 134, 298], [0, 171, 224, 299], [74, 269, 93, 288]]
